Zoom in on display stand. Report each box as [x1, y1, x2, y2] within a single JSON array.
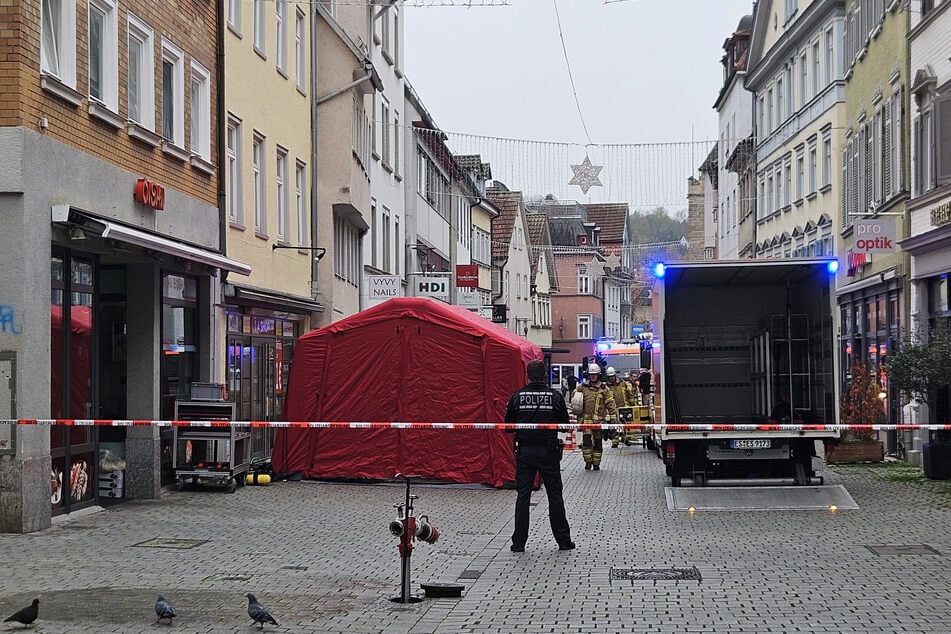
[[172, 400, 249, 493]]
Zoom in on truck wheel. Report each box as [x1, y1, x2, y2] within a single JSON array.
[[794, 461, 808, 486]]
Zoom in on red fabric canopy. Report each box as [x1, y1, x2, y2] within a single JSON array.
[[271, 297, 542, 486]]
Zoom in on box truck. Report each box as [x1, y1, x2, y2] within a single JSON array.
[[651, 259, 840, 486]]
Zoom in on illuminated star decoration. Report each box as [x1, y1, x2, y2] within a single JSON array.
[[568, 155, 603, 195]]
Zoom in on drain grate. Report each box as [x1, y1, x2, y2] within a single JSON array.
[[133, 537, 207, 549], [865, 544, 940, 556], [458, 570, 481, 580], [611, 567, 702, 582]]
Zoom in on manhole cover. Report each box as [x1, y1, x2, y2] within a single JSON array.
[[458, 570, 481, 580], [865, 545, 940, 556], [611, 567, 702, 582], [133, 538, 207, 549]]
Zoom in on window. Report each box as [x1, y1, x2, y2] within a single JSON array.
[[127, 14, 154, 127], [296, 162, 307, 246], [577, 266, 590, 294], [777, 78, 784, 125], [394, 216, 400, 276], [380, 97, 391, 168], [516, 273, 521, 299], [796, 149, 805, 200], [824, 27, 834, 85], [808, 141, 818, 194], [393, 111, 400, 176], [381, 5, 391, 59], [253, 0, 265, 53], [276, 148, 288, 241], [227, 116, 243, 225], [88, 0, 118, 110], [276, 0, 287, 74], [41, 0, 77, 86], [382, 207, 391, 272], [189, 62, 210, 160], [333, 215, 361, 285], [767, 87, 774, 131], [798, 52, 808, 107], [161, 40, 184, 146], [253, 132, 266, 235], [872, 110, 882, 203], [822, 131, 832, 188], [577, 315, 591, 340], [784, 0, 796, 21], [784, 158, 792, 207], [889, 88, 903, 196], [812, 41, 820, 96], [227, 0, 240, 31], [295, 10, 306, 92], [393, 7, 401, 68]]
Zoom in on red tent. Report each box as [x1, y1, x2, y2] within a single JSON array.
[[271, 297, 541, 486]]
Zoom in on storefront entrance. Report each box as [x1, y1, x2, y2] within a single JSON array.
[[226, 313, 297, 458]]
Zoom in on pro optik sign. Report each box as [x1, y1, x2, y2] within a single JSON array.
[[853, 218, 897, 254]]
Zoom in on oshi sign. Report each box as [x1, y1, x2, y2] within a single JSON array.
[[853, 219, 896, 254]]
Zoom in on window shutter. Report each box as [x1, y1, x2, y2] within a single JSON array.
[[936, 88, 951, 186], [883, 102, 892, 197]]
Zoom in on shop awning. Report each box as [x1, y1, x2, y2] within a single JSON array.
[[52, 205, 251, 276]]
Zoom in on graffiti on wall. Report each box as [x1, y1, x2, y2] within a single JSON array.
[[0, 305, 21, 335]]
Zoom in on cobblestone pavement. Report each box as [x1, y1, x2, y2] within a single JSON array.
[[1, 445, 949, 633]]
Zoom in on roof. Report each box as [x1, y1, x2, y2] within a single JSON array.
[[487, 189, 522, 260], [583, 203, 629, 245], [526, 213, 558, 291], [455, 154, 492, 181]]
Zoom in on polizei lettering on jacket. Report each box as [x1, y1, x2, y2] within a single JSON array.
[[519, 391, 554, 408]]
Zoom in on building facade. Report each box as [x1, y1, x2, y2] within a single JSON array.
[[222, 0, 321, 457], [836, 0, 910, 450], [902, 0, 951, 458], [0, 0, 249, 532]]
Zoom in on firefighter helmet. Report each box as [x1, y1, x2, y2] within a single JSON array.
[[605, 366, 617, 377], [587, 363, 601, 375]]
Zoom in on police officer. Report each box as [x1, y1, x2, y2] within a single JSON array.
[[572, 363, 618, 470], [605, 367, 636, 448], [505, 359, 575, 553]]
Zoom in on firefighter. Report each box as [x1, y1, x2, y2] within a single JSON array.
[[604, 367, 636, 448], [572, 363, 617, 470]]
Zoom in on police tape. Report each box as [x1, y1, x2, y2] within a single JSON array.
[[1, 419, 949, 432]]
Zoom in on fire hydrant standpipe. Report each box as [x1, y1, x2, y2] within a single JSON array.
[[391, 474, 423, 604]]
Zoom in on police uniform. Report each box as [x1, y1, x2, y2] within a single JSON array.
[[505, 381, 573, 551]]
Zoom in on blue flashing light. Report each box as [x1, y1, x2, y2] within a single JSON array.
[[596, 341, 610, 352], [827, 260, 839, 274], [653, 262, 666, 278]]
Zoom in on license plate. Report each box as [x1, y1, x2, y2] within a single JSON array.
[[731, 439, 771, 449]]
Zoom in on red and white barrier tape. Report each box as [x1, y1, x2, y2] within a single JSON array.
[[1, 419, 949, 432]]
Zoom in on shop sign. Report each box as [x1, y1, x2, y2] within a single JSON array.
[[456, 264, 479, 288], [457, 290, 480, 308], [134, 178, 165, 210], [853, 219, 895, 254], [492, 304, 507, 323], [931, 200, 951, 227], [368, 275, 401, 306], [414, 277, 449, 299]]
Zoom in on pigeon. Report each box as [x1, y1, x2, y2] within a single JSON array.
[[4, 598, 39, 627], [154, 595, 176, 625], [246, 593, 278, 629]]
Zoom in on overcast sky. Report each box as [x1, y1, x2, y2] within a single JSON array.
[[403, 0, 756, 209]]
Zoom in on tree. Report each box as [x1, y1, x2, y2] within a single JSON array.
[[629, 207, 687, 243], [884, 319, 951, 402], [839, 361, 885, 442]]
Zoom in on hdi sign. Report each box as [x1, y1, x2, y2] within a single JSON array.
[[853, 219, 896, 254], [414, 277, 449, 299]]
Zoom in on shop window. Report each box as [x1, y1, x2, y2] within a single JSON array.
[[161, 273, 198, 419]]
